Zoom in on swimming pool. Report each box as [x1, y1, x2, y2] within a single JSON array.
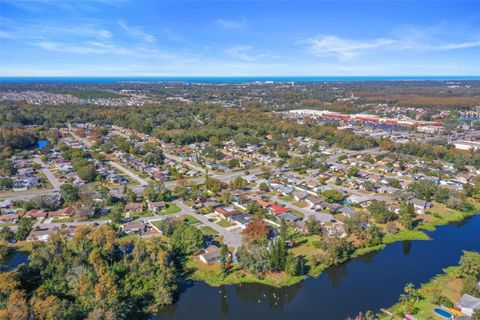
[[434, 308, 453, 319], [37, 140, 49, 149]]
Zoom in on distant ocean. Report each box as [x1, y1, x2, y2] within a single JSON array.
[[1, 76, 479, 84]]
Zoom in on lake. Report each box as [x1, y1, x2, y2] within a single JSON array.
[[155, 215, 480, 320]]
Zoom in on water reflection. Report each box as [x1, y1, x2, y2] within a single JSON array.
[[220, 286, 229, 315], [402, 241, 412, 255], [235, 281, 303, 310], [1, 251, 29, 271], [154, 215, 480, 320]]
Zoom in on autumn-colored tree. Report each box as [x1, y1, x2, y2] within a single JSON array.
[[30, 294, 64, 320], [243, 219, 269, 244], [4, 290, 29, 320]]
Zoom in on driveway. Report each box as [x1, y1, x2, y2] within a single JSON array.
[[271, 196, 334, 223], [174, 200, 243, 249], [109, 161, 148, 186], [33, 156, 61, 191]]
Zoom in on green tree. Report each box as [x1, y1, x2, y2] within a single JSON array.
[[0, 226, 15, 242], [259, 182, 269, 192], [220, 244, 229, 276], [347, 167, 360, 177], [472, 310, 480, 320], [322, 189, 344, 203], [460, 251, 480, 278], [399, 201, 416, 230], [15, 218, 33, 241], [368, 200, 395, 224], [170, 223, 203, 255], [60, 183, 80, 203]]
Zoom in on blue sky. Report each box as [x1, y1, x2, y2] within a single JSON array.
[[0, 0, 479, 76]]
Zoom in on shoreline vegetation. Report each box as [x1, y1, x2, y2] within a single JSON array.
[[188, 206, 479, 288], [380, 250, 480, 320]]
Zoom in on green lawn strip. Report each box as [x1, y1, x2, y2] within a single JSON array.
[[183, 215, 201, 225], [199, 225, 219, 235], [290, 209, 304, 218], [216, 220, 235, 228], [351, 244, 386, 258], [158, 202, 181, 215], [186, 257, 306, 287], [51, 217, 75, 224], [383, 229, 430, 244]]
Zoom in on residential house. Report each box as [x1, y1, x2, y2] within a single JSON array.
[[229, 213, 251, 229], [256, 198, 273, 208], [377, 186, 400, 194], [412, 198, 432, 214], [27, 227, 59, 242], [324, 222, 347, 238], [347, 195, 371, 207], [457, 294, 480, 316], [0, 200, 12, 209], [198, 245, 221, 264], [147, 200, 166, 214], [339, 206, 359, 218], [274, 184, 294, 196], [269, 205, 291, 215], [124, 203, 144, 217], [0, 214, 19, 223], [294, 221, 309, 234], [25, 209, 47, 220], [277, 212, 301, 222], [305, 195, 322, 209], [49, 207, 75, 219], [293, 191, 308, 202], [215, 207, 239, 220], [123, 221, 147, 234]]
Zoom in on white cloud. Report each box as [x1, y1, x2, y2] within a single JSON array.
[[225, 45, 264, 62], [214, 18, 248, 30], [0, 30, 15, 39], [301, 35, 396, 60], [302, 34, 480, 60], [118, 20, 156, 43], [33, 40, 195, 62]]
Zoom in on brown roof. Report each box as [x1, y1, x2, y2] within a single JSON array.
[[0, 214, 18, 222], [215, 207, 239, 217], [49, 206, 75, 218], [125, 203, 143, 211], [25, 209, 47, 218], [256, 198, 273, 208]]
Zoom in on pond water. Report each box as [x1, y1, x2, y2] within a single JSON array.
[[3, 251, 29, 271], [155, 215, 480, 320]]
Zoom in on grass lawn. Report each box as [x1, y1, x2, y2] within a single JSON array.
[[183, 215, 201, 225], [151, 220, 163, 229], [185, 257, 306, 287], [158, 202, 182, 215], [199, 225, 219, 235], [51, 217, 75, 224], [296, 201, 308, 208], [383, 229, 430, 244], [216, 220, 235, 228], [419, 201, 479, 232], [279, 194, 294, 202], [291, 209, 304, 218]]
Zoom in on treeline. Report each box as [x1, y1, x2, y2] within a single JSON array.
[[0, 128, 38, 153], [394, 142, 480, 168], [0, 101, 377, 151]]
